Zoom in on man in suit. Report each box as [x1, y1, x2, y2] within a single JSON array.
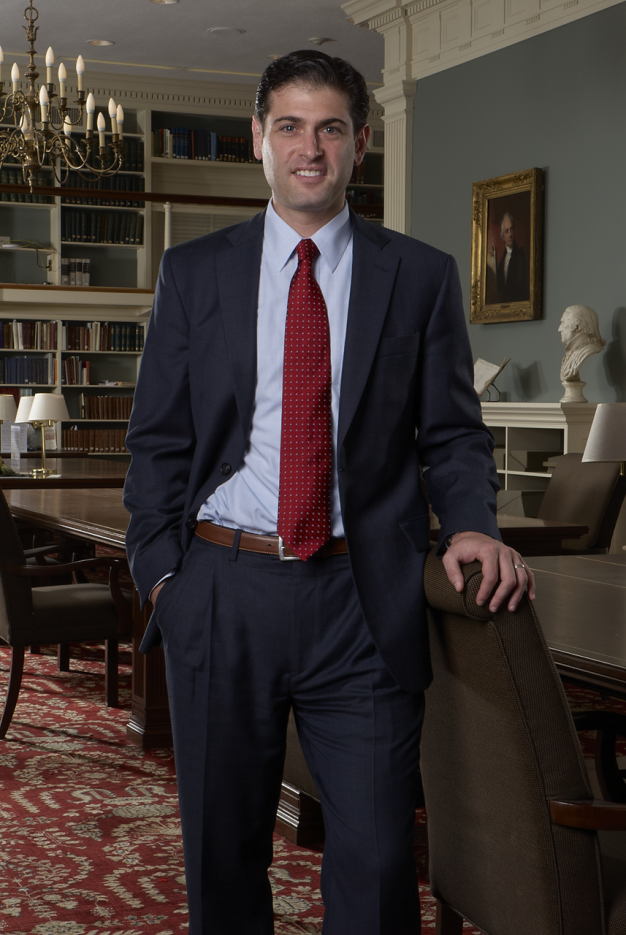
[[495, 211, 529, 303], [124, 51, 534, 935]]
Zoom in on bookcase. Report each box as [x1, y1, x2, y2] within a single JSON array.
[[0, 288, 151, 457]]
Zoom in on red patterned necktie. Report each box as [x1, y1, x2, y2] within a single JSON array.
[[277, 239, 332, 560]]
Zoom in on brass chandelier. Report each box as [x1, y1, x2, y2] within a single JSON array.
[[0, 0, 125, 190]]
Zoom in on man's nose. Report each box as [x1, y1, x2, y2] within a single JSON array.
[[301, 131, 320, 159]]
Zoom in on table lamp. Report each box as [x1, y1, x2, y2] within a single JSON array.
[[0, 394, 18, 467], [21, 393, 70, 477], [582, 403, 626, 476]]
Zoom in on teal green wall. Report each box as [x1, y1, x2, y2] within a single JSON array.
[[412, 3, 626, 402]]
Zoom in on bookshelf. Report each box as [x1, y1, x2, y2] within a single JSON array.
[[0, 290, 151, 457]]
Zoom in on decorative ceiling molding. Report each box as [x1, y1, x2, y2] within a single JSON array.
[[345, 0, 624, 81]]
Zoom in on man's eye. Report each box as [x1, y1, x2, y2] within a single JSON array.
[[280, 125, 296, 132]]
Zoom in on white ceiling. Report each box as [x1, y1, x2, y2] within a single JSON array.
[[2, 0, 384, 87]]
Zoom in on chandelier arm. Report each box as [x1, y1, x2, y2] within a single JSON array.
[[6, 1, 124, 193]]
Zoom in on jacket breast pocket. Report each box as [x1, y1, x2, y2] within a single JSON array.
[[376, 332, 421, 359], [399, 513, 431, 552]]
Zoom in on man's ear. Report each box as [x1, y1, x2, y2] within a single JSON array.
[[353, 124, 371, 166], [252, 115, 263, 162]]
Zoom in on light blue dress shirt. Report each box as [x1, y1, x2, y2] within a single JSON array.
[[198, 200, 353, 537]]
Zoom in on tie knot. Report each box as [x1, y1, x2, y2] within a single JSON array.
[[296, 239, 319, 265]]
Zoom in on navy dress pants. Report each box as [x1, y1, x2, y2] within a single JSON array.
[[153, 534, 425, 935]]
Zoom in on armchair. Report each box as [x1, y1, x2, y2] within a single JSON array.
[[0, 491, 132, 738], [421, 548, 626, 935]]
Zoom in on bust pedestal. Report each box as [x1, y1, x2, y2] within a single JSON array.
[[560, 379, 587, 404]]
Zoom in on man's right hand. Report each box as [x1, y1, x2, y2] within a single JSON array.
[[150, 582, 165, 606]]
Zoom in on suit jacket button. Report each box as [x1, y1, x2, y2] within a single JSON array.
[[186, 518, 197, 530], [221, 463, 232, 476]]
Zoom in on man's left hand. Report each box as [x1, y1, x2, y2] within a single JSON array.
[[442, 531, 535, 613]]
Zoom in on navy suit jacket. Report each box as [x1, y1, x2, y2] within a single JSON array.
[[123, 209, 500, 693]]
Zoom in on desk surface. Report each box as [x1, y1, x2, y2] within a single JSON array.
[[431, 513, 588, 553], [0, 459, 128, 489], [5, 487, 128, 548], [529, 554, 626, 697]]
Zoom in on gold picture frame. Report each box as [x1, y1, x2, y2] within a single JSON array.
[[470, 167, 543, 324]]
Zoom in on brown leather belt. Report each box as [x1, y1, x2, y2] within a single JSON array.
[[195, 521, 348, 560]]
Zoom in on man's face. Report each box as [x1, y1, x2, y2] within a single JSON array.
[[559, 311, 579, 345], [501, 218, 515, 248], [252, 82, 369, 230]]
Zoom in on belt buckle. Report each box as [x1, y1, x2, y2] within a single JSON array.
[[278, 536, 300, 562]]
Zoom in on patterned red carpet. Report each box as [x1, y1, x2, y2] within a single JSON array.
[[0, 644, 623, 934]]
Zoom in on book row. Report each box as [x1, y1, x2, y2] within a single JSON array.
[[61, 210, 144, 245], [348, 159, 384, 186], [152, 128, 255, 163], [0, 320, 58, 350], [61, 259, 91, 287], [346, 189, 384, 207], [61, 171, 145, 207], [64, 356, 90, 385], [76, 139, 144, 173], [79, 395, 134, 419], [1, 170, 54, 203], [63, 321, 146, 353], [0, 355, 55, 385], [62, 427, 128, 453], [0, 320, 145, 352]]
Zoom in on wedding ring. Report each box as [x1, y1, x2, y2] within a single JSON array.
[[514, 563, 525, 570]]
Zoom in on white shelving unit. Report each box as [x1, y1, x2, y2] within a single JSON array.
[[481, 402, 597, 493], [0, 289, 151, 456]]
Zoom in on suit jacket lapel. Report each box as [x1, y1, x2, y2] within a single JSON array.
[[337, 215, 400, 451], [217, 212, 265, 437]]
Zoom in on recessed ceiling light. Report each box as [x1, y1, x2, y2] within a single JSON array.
[[308, 37, 335, 46], [207, 27, 246, 37], [151, 0, 179, 4], [87, 39, 115, 46]]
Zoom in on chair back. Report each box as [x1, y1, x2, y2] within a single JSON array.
[[421, 550, 604, 935], [0, 492, 33, 643], [537, 452, 626, 550]]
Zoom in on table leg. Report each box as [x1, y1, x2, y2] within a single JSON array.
[[126, 591, 173, 748]]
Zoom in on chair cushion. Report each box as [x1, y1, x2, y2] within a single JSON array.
[[16, 584, 133, 646], [598, 832, 626, 935]]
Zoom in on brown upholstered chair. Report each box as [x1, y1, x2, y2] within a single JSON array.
[[537, 452, 626, 552], [0, 491, 132, 738], [421, 548, 626, 935]]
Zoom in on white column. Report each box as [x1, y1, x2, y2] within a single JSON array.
[[163, 202, 173, 250], [374, 79, 416, 234], [344, 1, 417, 235]]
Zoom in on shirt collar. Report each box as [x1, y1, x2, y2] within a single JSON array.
[[264, 199, 352, 274]]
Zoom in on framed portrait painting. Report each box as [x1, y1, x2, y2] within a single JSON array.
[[470, 168, 543, 324]]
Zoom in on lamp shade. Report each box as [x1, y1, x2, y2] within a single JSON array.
[[28, 393, 70, 423], [0, 394, 17, 421], [15, 396, 34, 423], [582, 403, 626, 463]]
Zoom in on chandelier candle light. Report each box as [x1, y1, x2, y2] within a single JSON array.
[[0, 0, 125, 190]]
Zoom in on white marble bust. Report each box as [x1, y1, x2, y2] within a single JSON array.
[[559, 305, 605, 403]]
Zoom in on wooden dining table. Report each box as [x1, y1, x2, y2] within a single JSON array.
[[0, 458, 128, 489], [3, 487, 592, 748]]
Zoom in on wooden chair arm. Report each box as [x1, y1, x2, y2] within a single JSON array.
[[23, 544, 64, 560], [7, 556, 128, 578], [550, 798, 626, 830]]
